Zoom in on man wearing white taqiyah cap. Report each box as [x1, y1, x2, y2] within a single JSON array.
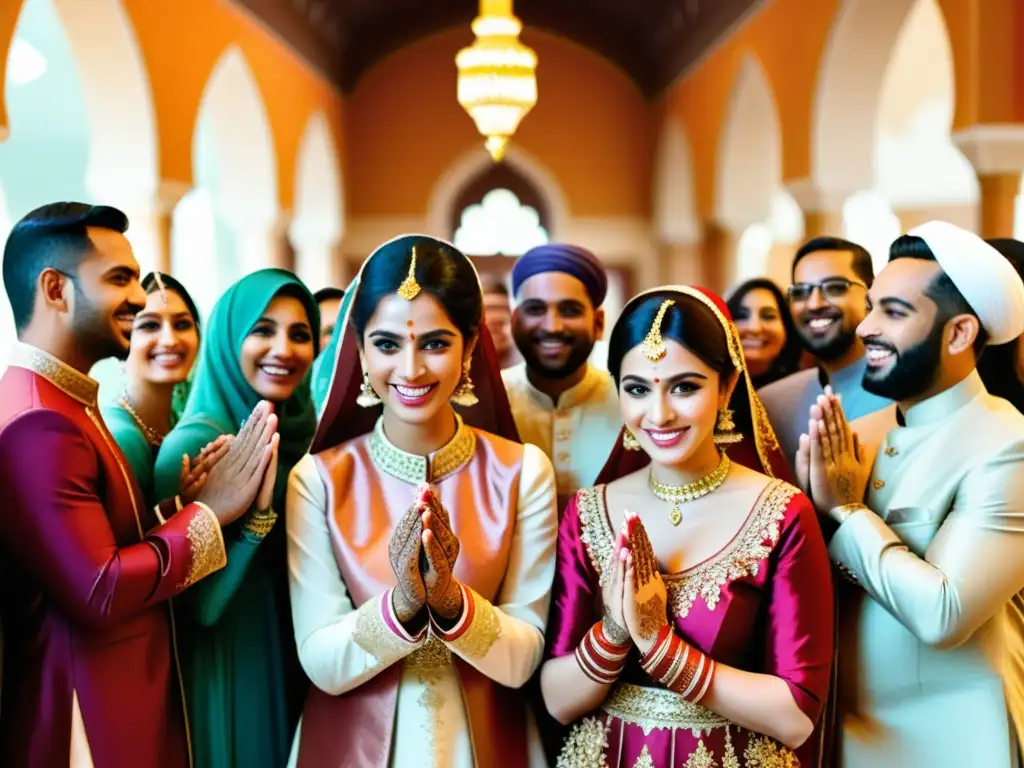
[[792, 221, 1024, 767]]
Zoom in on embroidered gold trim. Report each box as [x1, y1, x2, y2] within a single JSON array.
[[178, 506, 227, 589], [633, 744, 655, 768], [577, 486, 616, 586], [664, 481, 794, 617], [685, 740, 718, 768], [722, 728, 741, 768], [369, 415, 477, 485], [449, 587, 501, 658], [353, 595, 419, 664], [8, 342, 98, 406], [556, 716, 609, 768], [742, 736, 797, 767], [603, 682, 728, 737], [405, 634, 453, 682]]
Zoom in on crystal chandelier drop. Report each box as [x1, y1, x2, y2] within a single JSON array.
[[455, 0, 538, 162]]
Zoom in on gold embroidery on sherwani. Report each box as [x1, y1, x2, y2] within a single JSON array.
[[369, 415, 476, 484], [742, 736, 797, 767], [633, 744, 656, 768], [405, 636, 453, 766], [685, 740, 718, 768], [8, 343, 98, 406], [577, 486, 615, 585], [556, 716, 609, 768], [722, 727, 741, 768], [664, 481, 794, 617], [352, 597, 416, 664], [449, 587, 501, 658], [603, 682, 728, 737], [178, 507, 227, 589]]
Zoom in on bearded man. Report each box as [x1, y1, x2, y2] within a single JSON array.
[[502, 243, 620, 511], [797, 221, 1024, 767]]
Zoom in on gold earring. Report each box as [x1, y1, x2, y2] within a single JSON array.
[[622, 429, 641, 451], [356, 372, 382, 407], [714, 407, 742, 446], [450, 361, 479, 407]]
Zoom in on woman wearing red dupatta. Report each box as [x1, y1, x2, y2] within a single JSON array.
[[284, 235, 558, 767], [541, 286, 834, 768]]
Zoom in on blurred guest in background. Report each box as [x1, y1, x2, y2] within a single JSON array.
[[482, 277, 519, 369], [314, 286, 345, 352], [726, 277, 803, 389], [977, 238, 1024, 413]]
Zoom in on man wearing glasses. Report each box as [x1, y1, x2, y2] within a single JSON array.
[[758, 236, 892, 468]]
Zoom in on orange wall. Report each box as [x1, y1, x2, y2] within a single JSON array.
[[0, 0, 345, 211], [344, 27, 656, 218]]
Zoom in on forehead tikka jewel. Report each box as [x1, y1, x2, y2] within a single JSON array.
[[642, 299, 675, 362], [153, 271, 169, 306], [397, 246, 422, 301]]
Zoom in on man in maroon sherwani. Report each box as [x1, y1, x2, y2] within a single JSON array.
[[0, 203, 279, 767]]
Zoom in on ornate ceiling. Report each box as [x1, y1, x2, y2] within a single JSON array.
[[234, 0, 766, 97]]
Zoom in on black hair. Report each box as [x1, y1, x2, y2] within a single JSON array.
[[142, 272, 201, 330], [725, 278, 803, 387], [3, 202, 129, 333], [607, 291, 753, 437], [313, 286, 346, 305], [351, 236, 482, 342], [792, 236, 874, 286], [888, 234, 988, 353]]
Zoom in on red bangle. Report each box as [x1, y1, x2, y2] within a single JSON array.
[[639, 625, 673, 670], [575, 622, 629, 684]]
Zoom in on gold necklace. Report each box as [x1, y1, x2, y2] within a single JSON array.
[[648, 453, 731, 526], [120, 390, 166, 447]]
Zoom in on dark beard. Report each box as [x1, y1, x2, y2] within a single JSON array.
[[862, 323, 944, 401], [798, 321, 858, 363], [73, 290, 132, 363], [515, 331, 594, 380]]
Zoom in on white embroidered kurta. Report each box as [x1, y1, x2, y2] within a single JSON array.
[[285, 442, 557, 767], [502, 362, 620, 507]]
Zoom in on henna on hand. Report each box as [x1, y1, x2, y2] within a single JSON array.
[[422, 528, 463, 620], [602, 608, 631, 645], [636, 592, 667, 640], [389, 506, 426, 621]]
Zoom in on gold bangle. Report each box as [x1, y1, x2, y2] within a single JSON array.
[[243, 509, 278, 538], [830, 503, 864, 525]]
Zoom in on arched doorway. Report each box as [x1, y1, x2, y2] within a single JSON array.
[[291, 112, 344, 292]]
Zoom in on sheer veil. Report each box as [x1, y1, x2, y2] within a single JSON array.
[[311, 234, 520, 455]]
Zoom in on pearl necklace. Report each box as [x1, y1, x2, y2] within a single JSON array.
[[119, 390, 166, 447], [647, 453, 731, 526]]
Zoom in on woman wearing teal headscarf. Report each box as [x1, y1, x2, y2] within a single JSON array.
[[154, 268, 320, 768]]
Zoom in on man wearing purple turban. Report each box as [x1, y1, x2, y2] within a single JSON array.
[[502, 243, 621, 512]]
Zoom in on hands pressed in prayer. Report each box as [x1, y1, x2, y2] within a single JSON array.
[[600, 529, 631, 646], [796, 389, 871, 516], [389, 504, 427, 624], [179, 435, 231, 505], [621, 511, 669, 655], [417, 484, 464, 621]]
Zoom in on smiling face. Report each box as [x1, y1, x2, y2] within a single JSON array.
[[512, 272, 603, 379], [618, 338, 734, 468], [732, 287, 786, 375], [858, 258, 947, 401], [239, 294, 316, 402], [790, 249, 869, 361], [65, 227, 147, 361], [361, 292, 472, 426], [126, 289, 199, 385]]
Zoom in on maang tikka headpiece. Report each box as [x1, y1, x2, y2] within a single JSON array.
[[397, 246, 422, 301], [642, 299, 675, 361], [153, 271, 169, 306]]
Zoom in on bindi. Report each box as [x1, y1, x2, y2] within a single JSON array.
[[407, 320, 415, 340], [653, 377, 660, 383]]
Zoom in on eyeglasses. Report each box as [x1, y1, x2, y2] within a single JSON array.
[[787, 277, 865, 304]]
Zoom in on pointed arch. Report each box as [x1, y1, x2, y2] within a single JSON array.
[[291, 111, 344, 290], [812, 0, 951, 195], [186, 45, 278, 291], [714, 55, 782, 232], [653, 118, 700, 245]]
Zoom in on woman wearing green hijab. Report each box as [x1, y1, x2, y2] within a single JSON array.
[[154, 268, 320, 768]]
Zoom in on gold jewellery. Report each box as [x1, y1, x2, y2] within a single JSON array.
[[648, 453, 731, 526], [642, 299, 674, 362], [397, 245, 421, 301], [119, 390, 166, 447]]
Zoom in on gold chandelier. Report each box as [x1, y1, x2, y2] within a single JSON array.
[[456, 0, 538, 162]]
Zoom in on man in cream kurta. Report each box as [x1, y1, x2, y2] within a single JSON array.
[[503, 243, 621, 509], [799, 221, 1024, 767]]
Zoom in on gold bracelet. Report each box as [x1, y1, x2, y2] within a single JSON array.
[[830, 503, 865, 525], [242, 508, 278, 538]]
